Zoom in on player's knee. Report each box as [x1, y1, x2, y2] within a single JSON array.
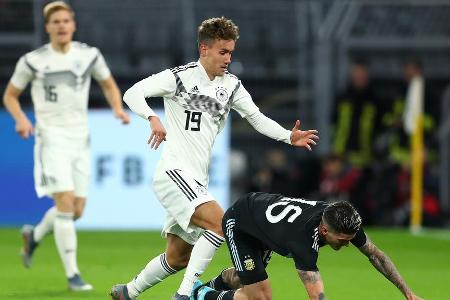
[[166, 252, 190, 270], [54, 193, 76, 213]]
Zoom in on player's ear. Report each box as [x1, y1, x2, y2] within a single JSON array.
[[319, 223, 328, 235], [199, 43, 208, 57]]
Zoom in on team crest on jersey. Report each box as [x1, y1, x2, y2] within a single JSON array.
[[215, 87, 228, 102], [244, 256, 255, 271]]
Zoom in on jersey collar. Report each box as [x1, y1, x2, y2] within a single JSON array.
[[48, 41, 73, 56], [197, 60, 222, 83]]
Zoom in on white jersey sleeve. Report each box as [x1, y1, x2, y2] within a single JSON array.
[[123, 69, 176, 120], [91, 49, 111, 81], [245, 111, 292, 144], [230, 83, 259, 118], [10, 56, 33, 90]]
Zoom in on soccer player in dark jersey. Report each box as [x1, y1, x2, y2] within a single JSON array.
[[193, 192, 422, 300]]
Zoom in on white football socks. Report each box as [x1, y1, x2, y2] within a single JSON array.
[[54, 211, 79, 278], [127, 253, 177, 298], [33, 206, 57, 242], [177, 230, 225, 296]]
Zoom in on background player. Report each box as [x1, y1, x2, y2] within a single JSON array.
[[110, 17, 318, 300], [2, 1, 129, 291], [194, 192, 423, 300]]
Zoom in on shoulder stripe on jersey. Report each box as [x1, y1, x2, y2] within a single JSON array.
[[170, 62, 197, 74], [24, 58, 37, 74], [81, 54, 99, 79], [229, 81, 241, 103], [172, 72, 188, 95], [166, 170, 196, 201]]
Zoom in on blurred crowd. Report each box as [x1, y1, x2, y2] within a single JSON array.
[[231, 59, 443, 227]]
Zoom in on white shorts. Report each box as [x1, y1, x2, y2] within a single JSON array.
[[152, 167, 215, 245], [34, 136, 90, 198]]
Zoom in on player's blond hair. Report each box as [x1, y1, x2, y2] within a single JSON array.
[[43, 1, 74, 23], [198, 17, 239, 47]]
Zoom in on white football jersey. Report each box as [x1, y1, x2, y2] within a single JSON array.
[[127, 61, 260, 185], [10, 41, 111, 140]]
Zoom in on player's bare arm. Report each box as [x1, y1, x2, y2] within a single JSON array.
[[359, 237, 423, 300], [99, 76, 130, 124], [290, 120, 319, 151], [147, 116, 167, 150], [2, 82, 34, 138], [297, 270, 326, 300]]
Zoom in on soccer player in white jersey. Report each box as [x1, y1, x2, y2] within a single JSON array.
[[110, 17, 318, 300], [2, 1, 129, 291]]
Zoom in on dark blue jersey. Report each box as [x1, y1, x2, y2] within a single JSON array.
[[232, 192, 367, 271]]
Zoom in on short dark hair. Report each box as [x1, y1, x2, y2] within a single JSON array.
[[197, 17, 239, 47], [323, 201, 362, 234]]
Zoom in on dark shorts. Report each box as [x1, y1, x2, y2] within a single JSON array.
[[222, 207, 273, 285]]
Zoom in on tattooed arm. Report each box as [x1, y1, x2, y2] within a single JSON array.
[[358, 236, 423, 300], [297, 270, 326, 300]]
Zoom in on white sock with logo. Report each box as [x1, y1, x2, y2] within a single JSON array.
[[177, 230, 225, 296], [33, 206, 57, 242], [54, 211, 79, 278], [127, 253, 177, 298]]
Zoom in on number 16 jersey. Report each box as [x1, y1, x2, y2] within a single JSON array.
[[10, 42, 111, 141]]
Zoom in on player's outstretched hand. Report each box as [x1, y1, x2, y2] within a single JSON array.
[[16, 116, 34, 139], [115, 109, 130, 124], [148, 116, 167, 150], [290, 120, 319, 151]]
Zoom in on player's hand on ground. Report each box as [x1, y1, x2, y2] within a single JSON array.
[[148, 116, 167, 150], [290, 120, 319, 151], [15, 117, 34, 139], [406, 293, 424, 300], [115, 109, 130, 124]]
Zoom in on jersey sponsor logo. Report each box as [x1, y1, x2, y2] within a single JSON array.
[[243, 256, 255, 271], [190, 85, 199, 93], [215, 86, 228, 102]]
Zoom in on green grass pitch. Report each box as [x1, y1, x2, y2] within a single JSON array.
[[0, 228, 449, 299]]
